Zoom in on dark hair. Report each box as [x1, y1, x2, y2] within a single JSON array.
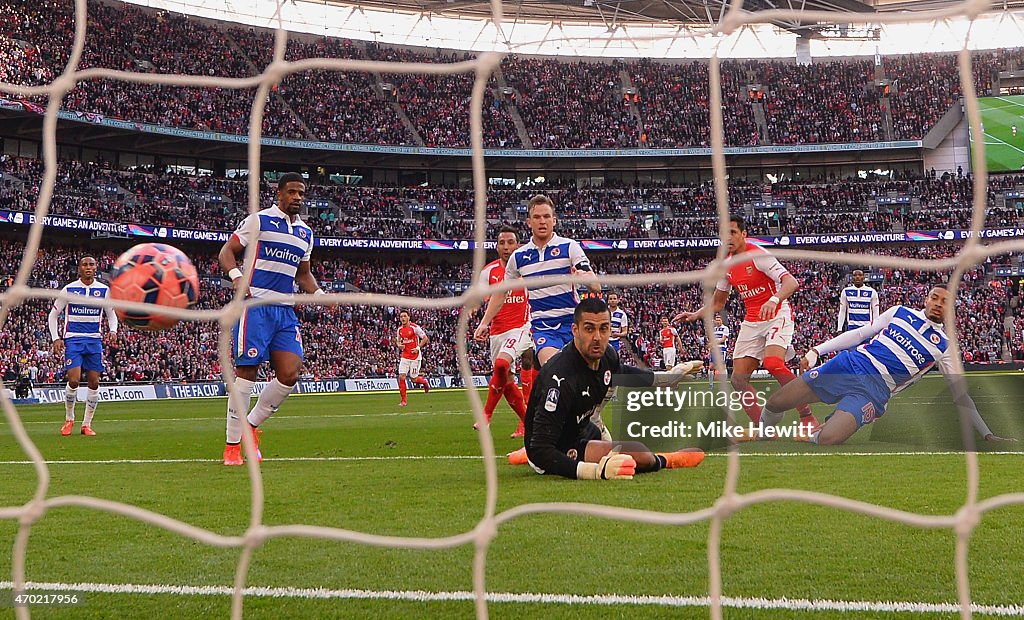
[[277, 172, 305, 191], [527, 194, 554, 215], [730, 215, 746, 231], [497, 225, 519, 237], [574, 297, 609, 323]]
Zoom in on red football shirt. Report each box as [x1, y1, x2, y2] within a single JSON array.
[[716, 241, 793, 322], [481, 258, 529, 335], [660, 326, 677, 348], [398, 323, 426, 360]]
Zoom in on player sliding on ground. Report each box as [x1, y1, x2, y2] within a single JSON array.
[[673, 215, 819, 440], [760, 286, 1015, 445], [508, 297, 705, 479]]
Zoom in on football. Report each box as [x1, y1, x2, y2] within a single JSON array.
[[109, 243, 200, 331]]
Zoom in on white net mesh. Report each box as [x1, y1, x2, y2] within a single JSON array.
[[1, 0, 1024, 618]]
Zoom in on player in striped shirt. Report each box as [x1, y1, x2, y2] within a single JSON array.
[[218, 172, 326, 466], [607, 292, 629, 354], [48, 256, 118, 436], [837, 270, 879, 332], [475, 194, 600, 367], [761, 286, 1014, 445], [708, 314, 730, 387]]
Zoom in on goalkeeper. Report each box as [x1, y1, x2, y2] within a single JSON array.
[[511, 297, 705, 480]]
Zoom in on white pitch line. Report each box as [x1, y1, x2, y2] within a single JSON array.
[[983, 130, 1024, 156], [0, 451, 1021, 466], [0, 581, 1022, 616], [3, 410, 474, 426]]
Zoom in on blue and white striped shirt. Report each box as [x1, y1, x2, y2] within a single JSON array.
[[820, 305, 948, 394], [504, 233, 591, 329], [837, 284, 879, 332], [610, 308, 629, 343], [713, 324, 730, 358], [233, 206, 313, 305], [48, 279, 117, 340]]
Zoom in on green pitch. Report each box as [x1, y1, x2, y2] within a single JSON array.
[[0, 376, 1023, 619], [977, 96, 1024, 173]]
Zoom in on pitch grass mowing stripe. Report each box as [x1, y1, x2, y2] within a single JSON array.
[[0, 452, 1022, 465], [1, 581, 1023, 615]]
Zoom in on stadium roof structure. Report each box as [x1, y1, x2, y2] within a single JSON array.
[[317, 0, 1024, 36]]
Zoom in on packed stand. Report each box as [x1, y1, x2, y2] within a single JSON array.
[[0, 237, 1015, 389], [629, 59, 760, 147], [5, 1, 1024, 145], [502, 56, 639, 149]]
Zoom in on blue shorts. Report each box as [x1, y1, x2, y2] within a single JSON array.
[[64, 338, 103, 373], [531, 319, 573, 353], [234, 305, 303, 366], [803, 350, 891, 428]]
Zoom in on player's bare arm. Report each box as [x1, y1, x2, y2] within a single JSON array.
[[674, 289, 729, 323], [294, 260, 322, 295], [474, 279, 520, 341], [759, 273, 799, 321], [218, 235, 246, 290]]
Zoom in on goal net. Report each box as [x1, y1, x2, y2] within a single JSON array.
[[1, 0, 1023, 618]]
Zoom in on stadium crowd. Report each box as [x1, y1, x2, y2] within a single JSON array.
[[0, 238, 1016, 389], [3, 157, 1024, 243], [4, 1, 1024, 147]]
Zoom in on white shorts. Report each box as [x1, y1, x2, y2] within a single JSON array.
[[732, 312, 795, 361], [663, 347, 677, 368], [398, 356, 422, 378], [489, 325, 533, 364]]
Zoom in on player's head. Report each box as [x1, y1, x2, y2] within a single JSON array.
[[714, 314, 723, 326], [607, 291, 619, 309], [496, 225, 519, 264], [572, 296, 611, 363], [727, 215, 746, 253], [852, 270, 865, 286], [923, 286, 950, 323], [526, 194, 555, 244], [276, 172, 306, 217], [78, 256, 97, 283], [399, 310, 411, 325], [660, 316, 669, 327]]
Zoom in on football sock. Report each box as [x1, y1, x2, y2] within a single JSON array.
[[520, 368, 537, 403], [412, 376, 429, 388], [399, 378, 408, 401], [740, 386, 762, 423], [484, 359, 513, 421], [225, 377, 254, 444], [247, 378, 294, 427], [763, 356, 816, 419], [64, 384, 76, 422], [502, 381, 527, 422], [82, 388, 98, 427]]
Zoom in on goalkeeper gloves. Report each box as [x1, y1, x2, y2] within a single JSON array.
[[577, 447, 636, 480], [652, 360, 704, 386]]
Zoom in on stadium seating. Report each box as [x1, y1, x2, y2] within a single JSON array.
[[0, 239, 1013, 386], [3, 0, 1023, 147], [3, 156, 1024, 242]]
